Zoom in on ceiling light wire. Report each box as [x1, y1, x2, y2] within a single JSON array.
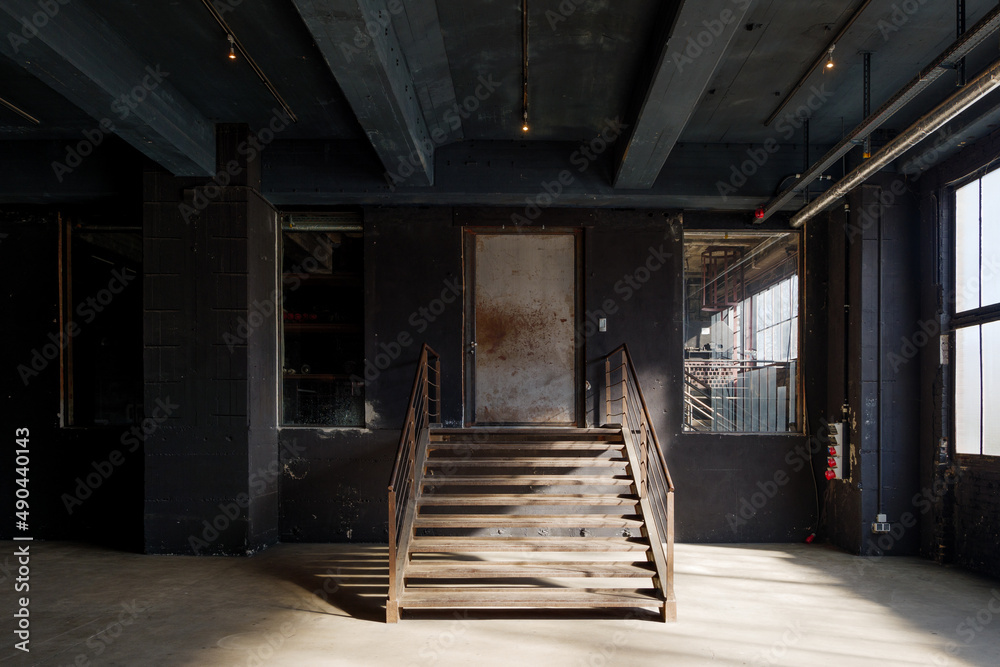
[[0, 96, 40, 125], [522, 0, 529, 132], [199, 0, 297, 123]]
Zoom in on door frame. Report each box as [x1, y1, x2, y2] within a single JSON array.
[[462, 227, 585, 427]]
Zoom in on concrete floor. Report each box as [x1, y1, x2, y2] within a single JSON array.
[[2, 542, 999, 666]]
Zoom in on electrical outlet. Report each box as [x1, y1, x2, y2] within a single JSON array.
[[872, 513, 890, 534]]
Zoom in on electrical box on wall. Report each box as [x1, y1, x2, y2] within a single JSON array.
[[825, 422, 844, 480]]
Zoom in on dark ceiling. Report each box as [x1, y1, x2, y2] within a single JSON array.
[[2, 0, 999, 214]]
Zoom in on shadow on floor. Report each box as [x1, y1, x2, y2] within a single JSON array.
[[254, 544, 664, 624], [254, 544, 392, 623]]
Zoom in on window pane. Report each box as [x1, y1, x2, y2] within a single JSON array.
[[282, 229, 364, 426], [955, 326, 982, 455], [683, 232, 799, 432], [982, 170, 1000, 307], [955, 179, 980, 312], [983, 321, 1000, 456]]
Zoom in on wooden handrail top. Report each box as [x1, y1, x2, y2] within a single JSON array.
[[387, 343, 439, 493], [606, 344, 675, 493]]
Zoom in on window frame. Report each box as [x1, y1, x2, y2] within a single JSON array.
[[949, 169, 1000, 459], [680, 229, 804, 436], [278, 215, 366, 428]]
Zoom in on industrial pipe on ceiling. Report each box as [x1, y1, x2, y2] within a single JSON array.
[[789, 56, 1000, 228], [756, 3, 1000, 224]]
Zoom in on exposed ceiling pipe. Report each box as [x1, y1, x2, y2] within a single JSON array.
[[789, 56, 1000, 228], [756, 3, 1000, 224]]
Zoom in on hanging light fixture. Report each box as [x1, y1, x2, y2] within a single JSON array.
[[825, 44, 836, 70], [521, 0, 529, 132], [228, 34, 237, 60]]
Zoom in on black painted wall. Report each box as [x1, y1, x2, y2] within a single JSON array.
[[142, 125, 279, 555], [818, 176, 924, 557], [0, 206, 144, 550]]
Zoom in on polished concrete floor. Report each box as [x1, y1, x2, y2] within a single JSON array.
[[1, 541, 999, 666]]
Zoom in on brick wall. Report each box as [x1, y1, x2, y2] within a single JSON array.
[[954, 457, 1000, 579]]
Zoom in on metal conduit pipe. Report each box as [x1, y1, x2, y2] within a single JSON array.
[[757, 3, 1000, 224], [790, 56, 1000, 228]]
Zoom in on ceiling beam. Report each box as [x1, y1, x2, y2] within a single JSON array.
[[291, 0, 446, 187], [261, 139, 818, 210], [0, 0, 215, 177], [613, 0, 753, 190]]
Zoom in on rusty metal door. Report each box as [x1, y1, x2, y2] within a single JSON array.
[[465, 231, 580, 425]]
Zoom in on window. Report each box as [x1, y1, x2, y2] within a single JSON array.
[[62, 222, 143, 426], [281, 219, 364, 426], [683, 232, 800, 433], [952, 170, 1000, 456]]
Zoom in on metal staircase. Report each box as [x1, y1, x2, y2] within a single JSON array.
[[386, 345, 676, 622]]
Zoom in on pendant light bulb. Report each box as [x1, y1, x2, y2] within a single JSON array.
[[825, 44, 835, 70], [522, 111, 529, 133], [228, 34, 237, 60]]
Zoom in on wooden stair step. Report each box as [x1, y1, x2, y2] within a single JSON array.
[[413, 514, 643, 528], [430, 428, 621, 438], [406, 561, 656, 579], [425, 457, 627, 467], [418, 494, 639, 506], [423, 475, 633, 486], [409, 537, 650, 552], [398, 587, 662, 608], [428, 442, 622, 451]]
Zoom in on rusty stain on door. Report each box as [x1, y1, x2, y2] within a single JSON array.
[[472, 233, 576, 423]]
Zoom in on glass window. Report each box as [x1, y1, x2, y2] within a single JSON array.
[[953, 172, 1000, 456], [281, 224, 364, 426], [683, 232, 800, 433]]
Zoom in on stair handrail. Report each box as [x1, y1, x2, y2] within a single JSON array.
[[386, 343, 440, 622], [603, 344, 676, 619]]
